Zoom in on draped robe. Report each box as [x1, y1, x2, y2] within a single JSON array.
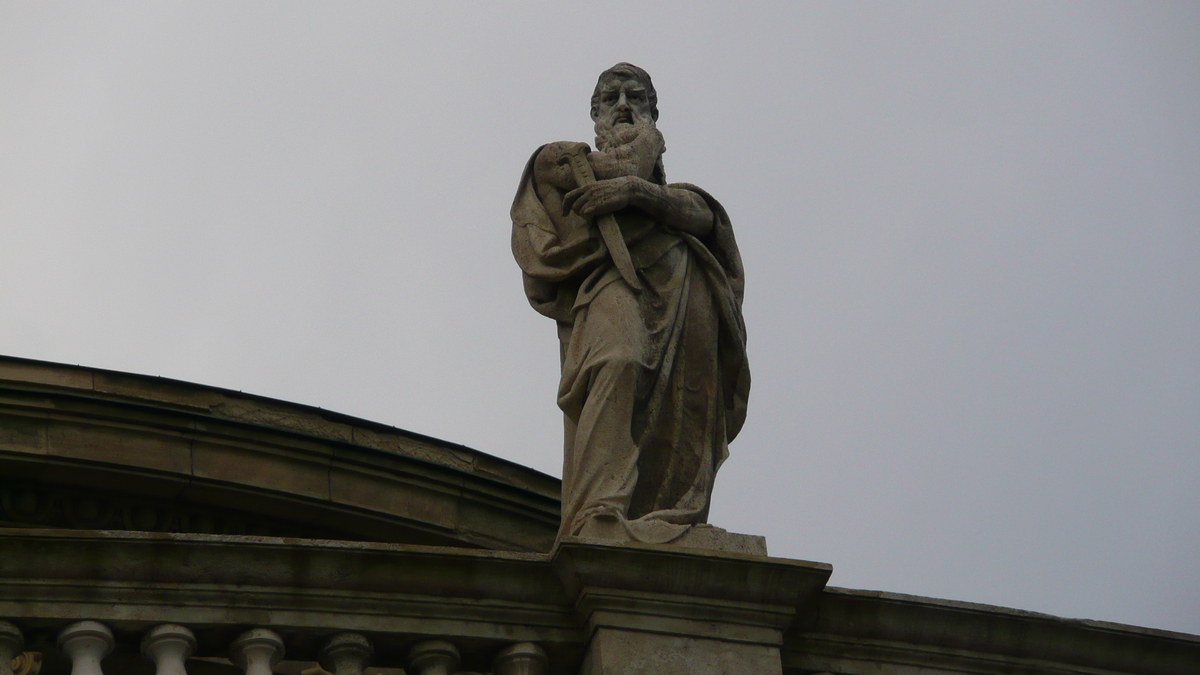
[[511, 144, 750, 544]]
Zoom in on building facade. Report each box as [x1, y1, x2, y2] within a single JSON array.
[[1, 355, 1196, 675]]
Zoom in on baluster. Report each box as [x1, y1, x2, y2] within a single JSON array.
[[492, 643, 547, 675], [318, 633, 371, 675], [407, 640, 459, 675], [141, 624, 196, 675], [229, 628, 284, 675], [0, 621, 23, 675], [57, 621, 114, 675]]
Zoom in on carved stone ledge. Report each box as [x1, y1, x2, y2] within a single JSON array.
[[0, 478, 343, 538], [569, 523, 767, 556]]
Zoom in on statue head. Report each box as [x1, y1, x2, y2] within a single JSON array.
[[591, 63, 658, 126]]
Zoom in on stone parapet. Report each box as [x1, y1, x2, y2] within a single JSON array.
[[786, 588, 1200, 675], [0, 528, 579, 674], [4, 528, 1192, 674]]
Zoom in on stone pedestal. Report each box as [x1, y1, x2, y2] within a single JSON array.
[[569, 523, 768, 556], [552, 539, 830, 675]]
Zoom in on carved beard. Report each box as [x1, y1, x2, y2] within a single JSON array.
[[594, 115, 655, 151], [593, 115, 667, 184]]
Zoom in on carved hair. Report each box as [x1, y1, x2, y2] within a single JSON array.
[[591, 62, 659, 122]]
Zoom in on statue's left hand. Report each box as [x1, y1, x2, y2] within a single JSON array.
[[562, 176, 643, 219]]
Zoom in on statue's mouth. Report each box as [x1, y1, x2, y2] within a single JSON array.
[[614, 111, 633, 125]]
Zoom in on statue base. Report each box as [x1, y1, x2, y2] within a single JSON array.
[[571, 520, 768, 557], [675, 523, 768, 556], [552, 538, 831, 675]]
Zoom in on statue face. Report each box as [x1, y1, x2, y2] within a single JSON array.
[[592, 75, 655, 128]]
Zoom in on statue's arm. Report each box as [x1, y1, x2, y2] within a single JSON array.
[[630, 179, 714, 238], [564, 176, 714, 238]]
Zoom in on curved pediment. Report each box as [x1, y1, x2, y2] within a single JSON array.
[[0, 356, 560, 551]]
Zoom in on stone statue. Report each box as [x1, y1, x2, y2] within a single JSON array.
[[512, 63, 750, 546]]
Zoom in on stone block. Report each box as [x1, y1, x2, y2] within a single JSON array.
[[674, 523, 767, 555], [573, 521, 766, 556], [47, 422, 191, 475], [555, 539, 830, 675], [192, 441, 329, 500], [0, 361, 92, 390], [329, 466, 458, 530], [457, 497, 556, 553], [582, 628, 781, 675], [93, 372, 223, 412], [351, 427, 474, 473], [0, 415, 47, 455]]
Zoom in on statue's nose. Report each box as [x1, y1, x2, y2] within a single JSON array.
[[616, 91, 630, 110]]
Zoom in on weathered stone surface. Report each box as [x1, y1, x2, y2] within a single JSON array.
[[513, 64, 750, 546], [0, 355, 559, 500], [553, 539, 829, 675], [0, 356, 559, 551], [674, 523, 767, 555], [328, 465, 458, 529], [317, 633, 372, 675], [350, 427, 473, 474], [0, 415, 46, 455], [56, 621, 113, 675], [571, 522, 766, 556], [493, 642, 548, 675], [788, 587, 1200, 675], [0, 620, 22, 675], [191, 440, 331, 500], [229, 628, 284, 675], [3, 357, 1198, 675], [552, 539, 829, 622], [1, 529, 1198, 674], [141, 624, 196, 675], [47, 422, 192, 475], [0, 360, 93, 390], [0, 528, 578, 646], [582, 629, 780, 675]]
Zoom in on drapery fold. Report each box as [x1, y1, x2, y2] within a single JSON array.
[[512, 147, 749, 543]]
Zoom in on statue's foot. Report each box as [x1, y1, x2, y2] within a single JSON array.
[[576, 514, 628, 542]]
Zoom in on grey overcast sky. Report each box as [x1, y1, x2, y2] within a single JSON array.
[[2, 2, 1197, 634]]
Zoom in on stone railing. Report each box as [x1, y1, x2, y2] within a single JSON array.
[[9, 528, 1186, 675], [1, 620, 547, 675]]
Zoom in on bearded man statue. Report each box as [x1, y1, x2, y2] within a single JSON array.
[[511, 63, 750, 545]]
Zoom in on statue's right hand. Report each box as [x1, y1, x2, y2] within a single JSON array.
[[562, 176, 642, 220]]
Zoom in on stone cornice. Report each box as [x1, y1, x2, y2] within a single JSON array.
[[0, 355, 560, 550], [2, 530, 1197, 674], [0, 355, 558, 498], [786, 587, 1200, 675]]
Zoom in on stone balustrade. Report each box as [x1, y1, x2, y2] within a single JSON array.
[[0, 620, 548, 675], [5, 529, 1193, 675]]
